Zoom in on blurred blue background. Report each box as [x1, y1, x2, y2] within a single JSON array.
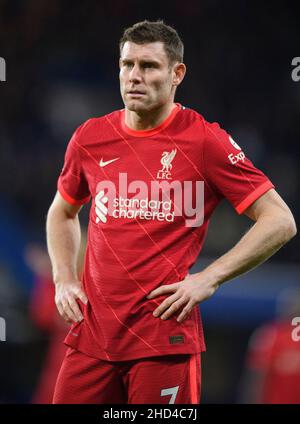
[[0, 0, 299, 403]]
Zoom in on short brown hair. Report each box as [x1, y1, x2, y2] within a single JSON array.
[[119, 20, 184, 65]]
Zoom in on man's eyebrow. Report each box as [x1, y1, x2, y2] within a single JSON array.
[[121, 58, 161, 65], [140, 59, 161, 66]]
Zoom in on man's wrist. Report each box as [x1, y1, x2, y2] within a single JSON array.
[[195, 266, 224, 291], [53, 266, 77, 285]]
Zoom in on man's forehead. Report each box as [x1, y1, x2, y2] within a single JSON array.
[[120, 41, 168, 62]]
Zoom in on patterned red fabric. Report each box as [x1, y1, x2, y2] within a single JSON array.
[[57, 104, 274, 361], [53, 347, 201, 404]]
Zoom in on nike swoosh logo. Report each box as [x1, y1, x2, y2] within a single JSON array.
[[99, 157, 120, 167]]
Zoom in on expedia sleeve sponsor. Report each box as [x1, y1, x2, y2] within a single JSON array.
[[202, 120, 274, 214]]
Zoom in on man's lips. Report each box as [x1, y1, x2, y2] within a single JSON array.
[[127, 91, 146, 95]]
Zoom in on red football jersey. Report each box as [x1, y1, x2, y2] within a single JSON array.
[[57, 103, 274, 361], [246, 321, 300, 403]]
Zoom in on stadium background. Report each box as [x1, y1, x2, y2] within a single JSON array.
[[0, 0, 299, 403]]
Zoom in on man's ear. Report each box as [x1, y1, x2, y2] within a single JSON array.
[[172, 63, 186, 86]]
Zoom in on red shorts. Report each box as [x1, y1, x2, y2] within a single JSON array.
[[53, 347, 201, 404]]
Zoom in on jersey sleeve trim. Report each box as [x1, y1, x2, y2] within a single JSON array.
[[235, 181, 275, 215], [57, 178, 91, 206]]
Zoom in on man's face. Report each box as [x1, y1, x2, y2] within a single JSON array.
[[119, 41, 179, 113]]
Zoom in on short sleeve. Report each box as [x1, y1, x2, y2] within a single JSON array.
[[57, 124, 91, 205], [203, 121, 275, 214]]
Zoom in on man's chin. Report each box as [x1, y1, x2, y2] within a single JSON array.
[[125, 100, 148, 114]]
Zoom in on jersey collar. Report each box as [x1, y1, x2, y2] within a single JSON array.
[[121, 103, 181, 137]]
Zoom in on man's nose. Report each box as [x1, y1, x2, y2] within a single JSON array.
[[129, 64, 142, 83]]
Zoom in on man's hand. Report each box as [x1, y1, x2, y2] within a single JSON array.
[[147, 273, 219, 323], [55, 280, 88, 323]]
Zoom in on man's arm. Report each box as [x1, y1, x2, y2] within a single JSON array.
[[198, 189, 297, 285], [46, 191, 88, 323], [147, 189, 297, 322]]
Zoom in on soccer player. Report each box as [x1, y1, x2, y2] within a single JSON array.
[[240, 289, 300, 404], [46, 20, 296, 404]]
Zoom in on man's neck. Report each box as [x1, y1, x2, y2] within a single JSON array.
[[124, 102, 176, 131]]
